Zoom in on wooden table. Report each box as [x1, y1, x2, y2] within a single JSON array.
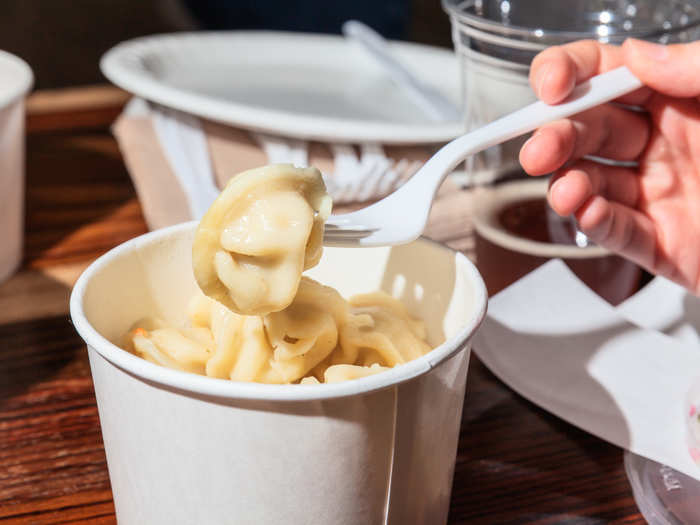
[[0, 87, 644, 524]]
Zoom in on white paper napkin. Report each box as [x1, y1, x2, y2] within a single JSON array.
[[134, 98, 420, 211], [617, 276, 700, 348], [473, 259, 700, 481]]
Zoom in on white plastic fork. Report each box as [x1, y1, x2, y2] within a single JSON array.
[[342, 20, 462, 122], [323, 66, 644, 246]]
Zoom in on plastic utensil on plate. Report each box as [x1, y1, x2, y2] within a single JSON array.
[[342, 20, 461, 123], [150, 102, 423, 218], [323, 66, 643, 247]]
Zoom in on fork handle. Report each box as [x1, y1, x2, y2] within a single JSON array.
[[458, 66, 641, 153], [418, 66, 643, 197], [326, 67, 643, 246]]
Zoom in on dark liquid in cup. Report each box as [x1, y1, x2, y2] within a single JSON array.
[[488, 195, 648, 303], [496, 197, 578, 246]]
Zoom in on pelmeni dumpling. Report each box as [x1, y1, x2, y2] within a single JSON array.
[[126, 163, 434, 385], [192, 164, 332, 316], [181, 279, 352, 384], [126, 318, 214, 375], [340, 293, 431, 367]]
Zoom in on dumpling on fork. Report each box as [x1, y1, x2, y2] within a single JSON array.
[[192, 164, 332, 316]]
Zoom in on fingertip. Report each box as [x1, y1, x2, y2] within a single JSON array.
[[518, 130, 552, 176], [540, 60, 577, 104], [623, 38, 669, 63], [574, 195, 610, 234], [622, 38, 700, 97], [519, 132, 547, 175], [548, 169, 593, 216], [530, 47, 577, 103], [622, 38, 664, 86], [519, 121, 575, 176]]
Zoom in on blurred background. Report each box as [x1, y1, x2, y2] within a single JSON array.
[[0, 0, 451, 89]]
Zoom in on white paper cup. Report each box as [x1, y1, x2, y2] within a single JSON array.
[[70, 222, 487, 525], [0, 50, 32, 283]]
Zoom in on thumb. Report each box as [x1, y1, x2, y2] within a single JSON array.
[[623, 38, 700, 97]]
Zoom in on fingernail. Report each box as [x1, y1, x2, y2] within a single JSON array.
[[520, 132, 542, 164], [549, 175, 563, 199], [522, 132, 538, 150], [535, 62, 553, 98], [628, 38, 669, 61], [547, 177, 571, 216]]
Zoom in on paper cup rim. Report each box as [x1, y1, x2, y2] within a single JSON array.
[[473, 179, 610, 259], [70, 221, 488, 402], [0, 50, 33, 109]]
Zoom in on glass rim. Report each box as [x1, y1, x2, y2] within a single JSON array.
[[442, 0, 700, 43]]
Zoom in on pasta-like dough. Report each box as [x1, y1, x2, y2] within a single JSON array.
[[126, 165, 433, 384], [192, 164, 332, 316], [128, 279, 429, 384]]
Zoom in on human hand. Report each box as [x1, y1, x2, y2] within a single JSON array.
[[519, 39, 700, 294]]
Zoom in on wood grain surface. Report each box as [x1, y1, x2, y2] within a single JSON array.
[[0, 86, 644, 524]]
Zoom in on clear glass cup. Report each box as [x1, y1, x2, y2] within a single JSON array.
[[443, 0, 700, 266], [443, 0, 700, 184]]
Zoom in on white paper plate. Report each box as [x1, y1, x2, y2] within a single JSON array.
[[100, 31, 465, 144]]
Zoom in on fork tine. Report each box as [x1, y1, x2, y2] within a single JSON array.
[[323, 217, 374, 243], [324, 222, 369, 231], [323, 229, 373, 245], [323, 234, 370, 243], [324, 229, 374, 238], [324, 229, 373, 237]]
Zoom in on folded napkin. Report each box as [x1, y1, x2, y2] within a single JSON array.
[[473, 259, 700, 481], [618, 276, 700, 348], [113, 98, 436, 230], [617, 277, 700, 465]]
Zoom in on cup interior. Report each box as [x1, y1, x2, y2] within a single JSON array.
[[473, 179, 609, 259], [72, 222, 487, 400]]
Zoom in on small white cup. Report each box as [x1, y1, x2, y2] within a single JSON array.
[[0, 50, 33, 283], [70, 222, 487, 525], [473, 179, 641, 304]]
